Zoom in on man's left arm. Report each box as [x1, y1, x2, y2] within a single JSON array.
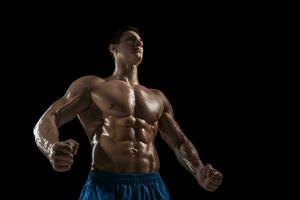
[[158, 91, 223, 192]]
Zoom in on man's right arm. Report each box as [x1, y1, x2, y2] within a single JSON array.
[[33, 75, 100, 160]]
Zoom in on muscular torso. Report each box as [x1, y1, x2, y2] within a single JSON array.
[[77, 79, 164, 173]]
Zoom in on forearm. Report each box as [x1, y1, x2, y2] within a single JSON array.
[[174, 136, 203, 178], [33, 112, 60, 159]]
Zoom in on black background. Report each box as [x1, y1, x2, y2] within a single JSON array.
[[3, 3, 286, 199]]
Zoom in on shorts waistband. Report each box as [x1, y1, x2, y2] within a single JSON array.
[[87, 170, 163, 184]]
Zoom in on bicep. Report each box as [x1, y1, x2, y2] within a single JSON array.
[[45, 78, 93, 127], [156, 89, 185, 149], [159, 112, 184, 150], [49, 94, 90, 127]]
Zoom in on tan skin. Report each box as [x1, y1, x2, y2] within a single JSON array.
[[34, 30, 223, 192]]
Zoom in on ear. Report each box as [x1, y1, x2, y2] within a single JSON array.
[[109, 44, 115, 54], [109, 44, 120, 54]]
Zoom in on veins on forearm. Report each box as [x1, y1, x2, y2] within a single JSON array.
[[34, 113, 59, 158], [174, 136, 203, 178]]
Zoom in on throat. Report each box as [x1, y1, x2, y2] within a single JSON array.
[[112, 63, 140, 85]]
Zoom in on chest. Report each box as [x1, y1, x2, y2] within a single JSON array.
[[91, 81, 163, 123]]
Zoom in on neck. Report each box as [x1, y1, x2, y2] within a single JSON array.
[[112, 60, 139, 85]]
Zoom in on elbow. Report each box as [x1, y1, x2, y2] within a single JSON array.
[[33, 111, 56, 136], [174, 135, 189, 152], [33, 118, 41, 137], [160, 131, 185, 151]]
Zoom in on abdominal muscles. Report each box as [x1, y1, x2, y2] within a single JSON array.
[[91, 115, 160, 173]]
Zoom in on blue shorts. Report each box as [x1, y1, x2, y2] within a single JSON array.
[[79, 170, 170, 200]]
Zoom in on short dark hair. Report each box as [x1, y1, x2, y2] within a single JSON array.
[[109, 26, 141, 45]]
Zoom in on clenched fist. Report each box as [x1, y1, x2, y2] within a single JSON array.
[[197, 164, 223, 192], [49, 139, 79, 172]]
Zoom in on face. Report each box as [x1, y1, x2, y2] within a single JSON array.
[[113, 30, 144, 65]]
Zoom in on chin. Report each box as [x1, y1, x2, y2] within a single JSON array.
[[136, 57, 143, 64], [131, 55, 143, 65]]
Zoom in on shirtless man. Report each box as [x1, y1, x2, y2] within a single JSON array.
[[33, 27, 223, 199]]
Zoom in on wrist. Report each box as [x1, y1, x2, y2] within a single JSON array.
[[196, 162, 204, 170], [44, 141, 57, 160]]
